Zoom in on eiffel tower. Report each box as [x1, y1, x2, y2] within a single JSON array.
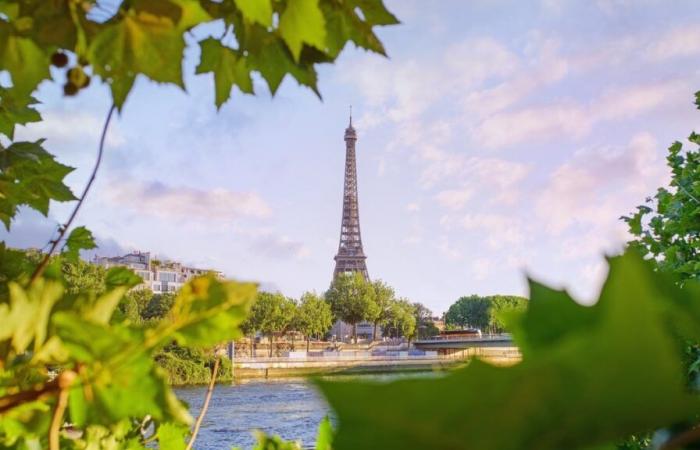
[[333, 111, 369, 280]]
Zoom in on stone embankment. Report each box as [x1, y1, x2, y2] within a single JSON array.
[[231, 347, 520, 379]]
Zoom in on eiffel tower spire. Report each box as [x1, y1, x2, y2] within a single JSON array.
[[333, 111, 369, 280]]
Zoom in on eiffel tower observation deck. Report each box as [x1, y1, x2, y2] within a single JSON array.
[[333, 111, 369, 280]]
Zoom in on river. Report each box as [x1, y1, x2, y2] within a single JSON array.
[[176, 378, 330, 449], [175, 374, 425, 449]]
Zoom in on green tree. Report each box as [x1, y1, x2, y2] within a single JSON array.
[[61, 258, 106, 294], [489, 295, 528, 333], [384, 298, 416, 340], [413, 302, 439, 339], [623, 129, 700, 281], [142, 292, 176, 320], [296, 291, 333, 352], [367, 279, 395, 341], [445, 295, 491, 331], [249, 292, 296, 357], [325, 272, 377, 343]]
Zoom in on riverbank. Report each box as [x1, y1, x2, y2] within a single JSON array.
[[230, 346, 520, 380]]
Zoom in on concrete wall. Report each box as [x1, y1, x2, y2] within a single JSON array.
[[231, 347, 520, 380]]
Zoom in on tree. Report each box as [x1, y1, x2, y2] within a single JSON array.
[[296, 291, 334, 352], [384, 298, 416, 340], [445, 295, 491, 331], [489, 295, 528, 334], [413, 302, 439, 339], [325, 272, 377, 343], [61, 258, 106, 295], [367, 279, 395, 341], [141, 293, 176, 320], [249, 292, 296, 357], [115, 288, 153, 323], [623, 131, 700, 282]]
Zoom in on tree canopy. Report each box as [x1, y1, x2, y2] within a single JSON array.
[[624, 124, 700, 281], [445, 295, 527, 334], [295, 291, 334, 351], [325, 272, 377, 343]]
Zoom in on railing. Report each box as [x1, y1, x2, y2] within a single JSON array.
[[415, 333, 512, 342]]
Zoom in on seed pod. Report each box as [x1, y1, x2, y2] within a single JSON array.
[[68, 67, 88, 87], [51, 52, 68, 68], [63, 82, 78, 96]]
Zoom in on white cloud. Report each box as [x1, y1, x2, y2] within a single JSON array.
[[471, 257, 492, 281], [15, 110, 125, 148], [105, 180, 272, 222], [437, 235, 462, 260], [472, 80, 687, 149], [645, 25, 700, 61], [460, 213, 526, 249], [250, 234, 310, 260], [535, 132, 666, 234], [434, 189, 473, 211], [406, 202, 421, 213]]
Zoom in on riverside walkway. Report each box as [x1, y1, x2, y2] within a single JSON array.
[[231, 345, 520, 380]]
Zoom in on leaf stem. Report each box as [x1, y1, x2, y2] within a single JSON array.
[[29, 103, 116, 283], [185, 354, 221, 450], [48, 371, 75, 450]]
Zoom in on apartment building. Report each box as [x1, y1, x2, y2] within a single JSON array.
[[93, 251, 223, 293]]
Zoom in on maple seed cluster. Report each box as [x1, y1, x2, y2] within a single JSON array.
[[51, 51, 91, 96]]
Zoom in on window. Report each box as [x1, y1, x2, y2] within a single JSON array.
[[159, 272, 176, 282]]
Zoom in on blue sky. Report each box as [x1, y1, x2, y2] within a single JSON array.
[[4, 0, 700, 314]]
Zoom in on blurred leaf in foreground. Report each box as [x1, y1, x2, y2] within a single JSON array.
[[318, 251, 700, 450]]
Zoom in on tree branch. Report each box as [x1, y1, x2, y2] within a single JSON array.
[[185, 354, 221, 450], [29, 103, 116, 284], [660, 424, 700, 450]]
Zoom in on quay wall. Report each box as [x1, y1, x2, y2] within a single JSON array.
[[232, 347, 520, 379]]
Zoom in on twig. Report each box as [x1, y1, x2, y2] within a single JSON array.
[[185, 356, 221, 450], [29, 103, 116, 284], [660, 424, 700, 450], [0, 379, 60, 414], [49, 371, 75, 450]]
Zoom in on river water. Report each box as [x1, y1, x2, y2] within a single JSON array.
[[176, 374, 425, 449], [175, 378, 331, 449]]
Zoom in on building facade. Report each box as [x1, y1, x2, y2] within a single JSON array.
[[93, 251, 223, 293]]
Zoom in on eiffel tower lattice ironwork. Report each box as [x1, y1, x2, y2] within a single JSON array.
[[333, 112, 369, 280]]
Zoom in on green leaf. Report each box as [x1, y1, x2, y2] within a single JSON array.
[[157, 422, 188, 450], [350, 0, 400, 26], [168, 276, 257, 346], [196, 38, 253, 109], [0, 279, 63, 356], [279, 0, 327, 61], [0, 139, 76, 229], [88, 0, 210, 109], [105, 267, 143, 290], [0, 87, 41, 140], [63, 226, 97, 263], [0, 22, 50, 97], [317, 251, 700, 450], [237, 0, 273, 26], [315, 416, 334, 450]]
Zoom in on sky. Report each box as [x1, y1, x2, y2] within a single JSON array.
[[4, 0, 700, 314]]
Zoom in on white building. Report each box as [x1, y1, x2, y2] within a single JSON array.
[[93, 251, 223, 293]]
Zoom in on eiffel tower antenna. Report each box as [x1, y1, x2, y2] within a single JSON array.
[[333, 110, 368, 280]]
